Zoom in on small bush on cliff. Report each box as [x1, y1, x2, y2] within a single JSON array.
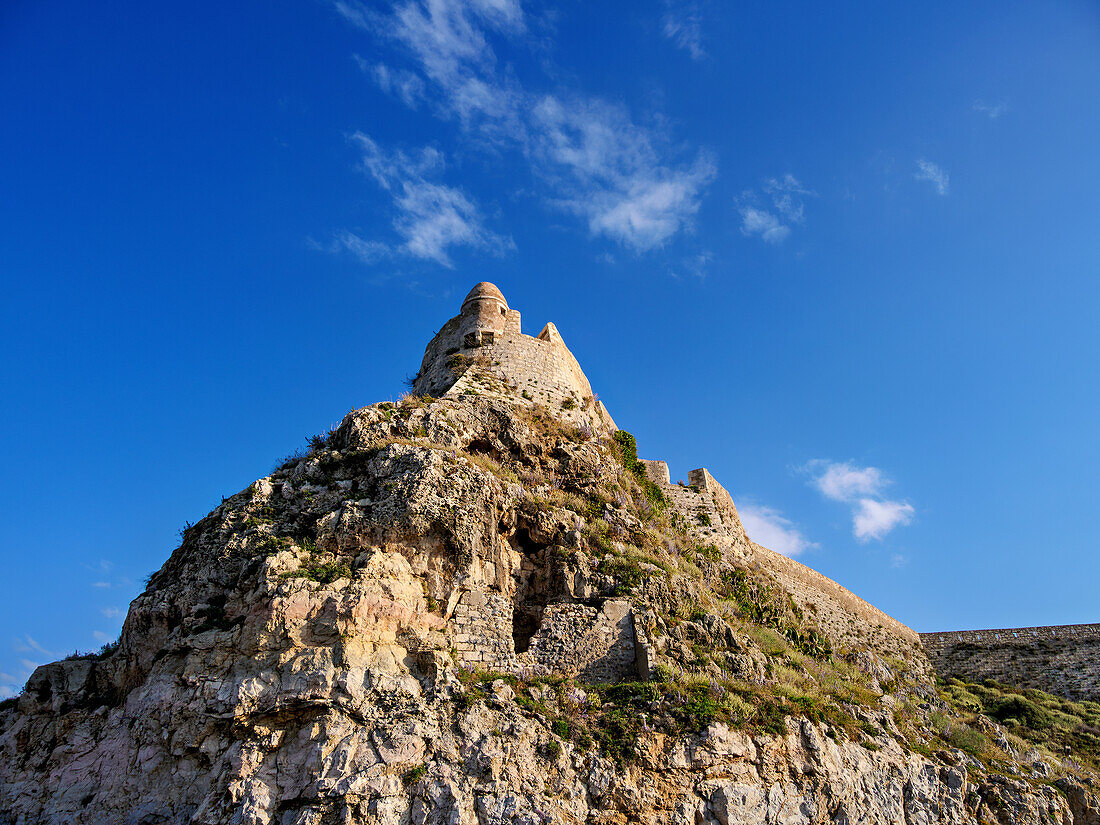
[[720, 568, 832, 660], [281, 545, 352, 585], [931, 712, 990, 758], [611, 430, 667, 515]]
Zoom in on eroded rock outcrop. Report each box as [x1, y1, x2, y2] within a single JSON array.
[[2, 285, 1096, 824]]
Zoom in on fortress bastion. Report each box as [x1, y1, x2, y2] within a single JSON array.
[[412, 284, 927, 671], [412, 282, 615, 427]]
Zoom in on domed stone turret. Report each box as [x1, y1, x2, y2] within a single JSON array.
[[461, 281, 508, 312], [457, 282, 514, 344], [410, 283, 616, 429]]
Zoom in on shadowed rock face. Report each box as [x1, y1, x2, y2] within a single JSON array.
[[2, 290, 1098, 825]]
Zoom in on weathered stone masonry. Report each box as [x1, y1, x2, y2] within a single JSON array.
[[426, 283, 929, 678], [413, 282, 615, 429], [447, 587, 651, 681], [921, 623, 1100, 701]]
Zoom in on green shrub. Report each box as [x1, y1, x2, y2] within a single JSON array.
[[947, 724, 990, 757], [653, 663, 677, 683], [611, 430, 668, 515], [281, 551, 353, 585], [597, 554, 645, 596], [694, 544, 720, 562], [988, 694, 1055, 730]]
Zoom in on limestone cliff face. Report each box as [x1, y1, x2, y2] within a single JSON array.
[[2, 287, 1098, 825]]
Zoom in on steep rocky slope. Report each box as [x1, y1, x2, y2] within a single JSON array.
[[2, 386, 1098, 824]]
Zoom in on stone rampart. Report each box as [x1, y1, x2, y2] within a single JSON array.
[[642, 460, 923, 661], [752, 544, 921, 648], [921, 624, 1100, 701], [688, 468, 747, 540], [449, 588, 517, 670]]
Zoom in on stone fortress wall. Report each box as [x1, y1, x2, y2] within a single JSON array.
[[921, 624, 1100, 701], [639, 457, 922, 658], [431, 285, 1095, 694], [423, 284, 927, 670]]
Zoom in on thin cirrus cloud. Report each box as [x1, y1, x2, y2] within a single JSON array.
[[805, 460, 915, 543], [333, 0, 715, 261], [531, 96, 716, 251], [10, 634, 58, 691], [338, 133, 513, 269], [972, 99, 1009, 119], [662, 1, 706, 60], [738, 174, 815, 244], [739, 504, 816, 557], [914, 159, 950, 195]]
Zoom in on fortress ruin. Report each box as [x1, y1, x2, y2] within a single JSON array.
[[410, 283, 927, 679], [414, 283, 1096, 700]]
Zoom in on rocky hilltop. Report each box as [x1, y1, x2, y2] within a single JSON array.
[[2, 284, 1098, 825]]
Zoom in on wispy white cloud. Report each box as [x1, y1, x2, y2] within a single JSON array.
[[662, 2, 705, 60], [365, 60, 426, 108], [343, 0, 526, 138], [739, 174, 815, 244], [13, 635, 55, 658], [12, 636, 55, 686], [533, 96, 715, 251], [342, 133, 512, 268], [740, 504, 815, 557], [670, 251, 712, 280], [805, 460, 915, 542], [332, 231, 391, 264], [101, 607, 123, 619], [812, 461, 885, 502], [0, 671, 17, 700], [915, 159, 949, 195], [739, 206, 789, 244], [854, 498, 915, 541], [92, 631, 113, 643], [763, 174, 814, 223], [972, 99, 1009, 119], [333, 0, 715, 261]]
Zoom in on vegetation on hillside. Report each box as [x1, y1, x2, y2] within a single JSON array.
[[937, 677, 1100, 772]]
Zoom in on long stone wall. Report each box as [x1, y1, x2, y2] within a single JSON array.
[[642, 460, 924, 663], [921, 624, 1100, 701]]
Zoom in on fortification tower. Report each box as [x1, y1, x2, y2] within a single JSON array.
[[458, 282, 521, 344], [411, 282, 616, 428]]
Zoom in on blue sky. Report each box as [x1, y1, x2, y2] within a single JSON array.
[[2, 0, 1099, 697]]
